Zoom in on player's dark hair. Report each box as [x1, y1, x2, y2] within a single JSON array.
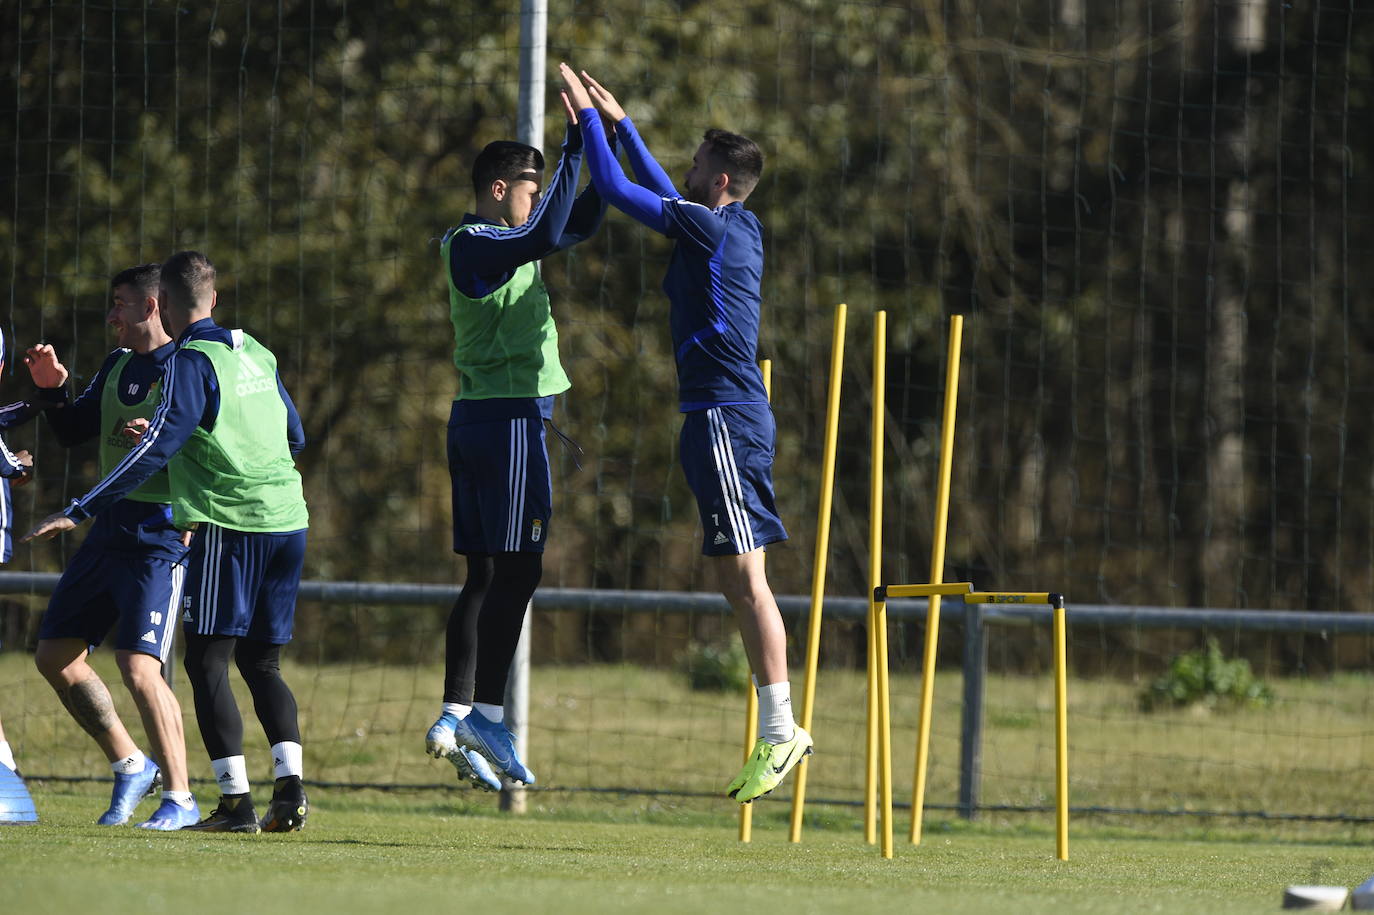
[[702, 128, 764, 198], [472, 141, 545, 197], [111, 263, 162, 300], [160, 250, 216, 310]]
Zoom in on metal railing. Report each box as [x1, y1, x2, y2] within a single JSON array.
[[4, 571, 1370, 818]]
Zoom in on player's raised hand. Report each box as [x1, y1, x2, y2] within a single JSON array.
[[580, 71, 627, 122], [559, 90, 578, 126], [24, 343, 68, 388], [21, 511, 76, 543], [10, 450, 33, 488], [559, 62, 593, 112]]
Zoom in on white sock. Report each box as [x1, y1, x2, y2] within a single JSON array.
[[271, 741, 304, 780], [210, 755, 250, 796], [163, 790, 195, 808], [111, 750, 148, 776], [473, 702, 504, 723], [757, 681, 797, 744], [0, 741, 15, 771], [442, 702, 472, 720]]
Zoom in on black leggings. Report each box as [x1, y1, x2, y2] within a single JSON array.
[[183, 634, 300, 761], [442, 552, 541, 706]]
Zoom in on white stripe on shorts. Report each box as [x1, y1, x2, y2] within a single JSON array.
[[707, 407, 755, 553], [198, 525, 223, 635], [161, 562, 185, 662], [506, 420, 528, 552]]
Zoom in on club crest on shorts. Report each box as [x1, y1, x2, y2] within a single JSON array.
[[531, 519, 543, 542]]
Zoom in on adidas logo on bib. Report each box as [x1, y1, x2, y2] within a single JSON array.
[[235, 354, 275, 397]]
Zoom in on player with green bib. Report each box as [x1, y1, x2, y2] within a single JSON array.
[[25, 264, 199, 830], [424, 91, 609, 791], [25, 251, 310, 835]]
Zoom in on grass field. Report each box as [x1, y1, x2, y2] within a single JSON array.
[[5, 783, 1374, 915], [5, 650, 1374, 912], [5, 650, 1373, 818]]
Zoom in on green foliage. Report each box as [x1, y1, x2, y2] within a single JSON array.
[[679, 639, 751, 692], [1139, 638, 1275, 712], [2, 0, 1373, 617]]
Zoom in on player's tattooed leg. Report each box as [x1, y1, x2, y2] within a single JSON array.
[[58, 676, 120, 739]]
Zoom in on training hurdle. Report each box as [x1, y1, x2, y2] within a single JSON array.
[[863, 313, 1070, 860], [869, 582, 1070, 860], [745, 307, 1068, 858]]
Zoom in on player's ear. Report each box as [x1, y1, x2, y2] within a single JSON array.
[[142, 295, 158, 321], [490, 178, 508, 202], [716, 171, 731, 195]]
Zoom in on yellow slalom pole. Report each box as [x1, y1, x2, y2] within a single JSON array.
[[789, 304, 847, 843], [739, 359, 773, 842], [911, 313, 963, 845], [1053, 593, 1069, 861], [865, 310, 886, 846], [875, 595, 895, 857]]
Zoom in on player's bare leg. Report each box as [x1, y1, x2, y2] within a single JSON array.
[[117, 651, 188, 793], [714, 550, 812, 803], [116, 650, 201, 829], [35, 638, 162, 823], [714, 549, 788, 686]]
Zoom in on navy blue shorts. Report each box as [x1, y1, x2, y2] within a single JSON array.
[[38, 537, 187, 661], [679, 404, 788, 556], [181, 525, 307, 644], [448, 415, 552, 555]]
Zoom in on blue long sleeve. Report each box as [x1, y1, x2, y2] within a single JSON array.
[[578, 108, 671, 234], [278, 374, 305, 454], [0, 429, 25, 478], [551, 128, 617, 253], [64, 349, 213, 522], [448, 124, 586, 285], [615, 116, 680, 197]]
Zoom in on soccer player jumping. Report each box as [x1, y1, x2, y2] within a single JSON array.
[[425, 89, 608, 791], [560, 65, 812, 803]]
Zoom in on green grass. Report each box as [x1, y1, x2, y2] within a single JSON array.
[[6, 652, 1374, 912], [4, 784, 1374, 915], [5, 651, 1374, 819]]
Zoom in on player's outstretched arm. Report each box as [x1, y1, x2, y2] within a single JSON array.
[[21, 511, 76, 543], [560, 63, 670, 234], [553, 89, 618, 252], [61, 349, 209, 524], [447, 104, 587, 279], [580, 71, 678, 197]]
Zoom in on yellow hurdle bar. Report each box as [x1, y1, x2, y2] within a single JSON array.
[[789, 304, 847, 844], [880, 582, 974, 599], [864, 310, 886, 847], [964, 592, 1052, 604], [739, 359, 772, 843], [910, 314, 964, 846]]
